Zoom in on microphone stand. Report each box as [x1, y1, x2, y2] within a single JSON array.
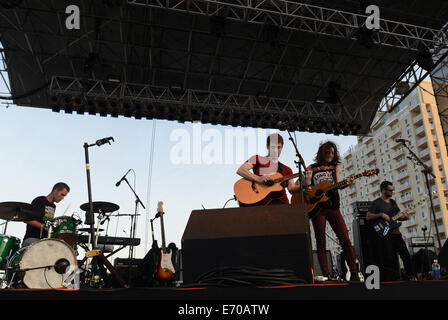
[[83, 139, 128, 288], [121, 176, 146, 284], [286, 130, 308, 206], [400, 140, 442, 250]]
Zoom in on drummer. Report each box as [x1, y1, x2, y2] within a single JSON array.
[[22, 182, 70, 248]]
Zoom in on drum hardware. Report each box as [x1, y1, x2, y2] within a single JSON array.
[[78, 228, 104, 233], [81, 138, 129, 288]]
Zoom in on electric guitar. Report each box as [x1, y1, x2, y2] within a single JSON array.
[[291, 169, 379, 217], [372, 191, 438, 238], [234, 172, 301, 206], [156, 201, 175, 281]]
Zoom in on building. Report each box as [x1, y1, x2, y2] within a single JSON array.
[[332, 81, 448, 259]]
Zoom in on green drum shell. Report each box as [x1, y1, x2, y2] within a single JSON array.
[[5, 247, 25, 285], [0, 235, 20, 268], [53, 216, 78, 246]]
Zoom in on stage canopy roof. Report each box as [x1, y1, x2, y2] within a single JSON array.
[[1, 0, 448, 135]]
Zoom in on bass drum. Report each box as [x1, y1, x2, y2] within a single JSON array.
[[6, 238, 77, 289]]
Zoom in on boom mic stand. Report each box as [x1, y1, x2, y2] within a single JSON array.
[[119, 175, 146, 284], [83, 137, 129, 288], [400, 140, 442, 250]]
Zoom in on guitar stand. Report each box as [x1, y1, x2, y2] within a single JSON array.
[[83, 139, 129, 289]]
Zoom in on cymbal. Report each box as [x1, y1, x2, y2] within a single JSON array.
[[78, 227, 104, 233], [0, 202, 41, 222], [80, 201, 120, 214]]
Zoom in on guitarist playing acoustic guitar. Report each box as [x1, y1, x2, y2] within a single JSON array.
[[236, 133, 304, 206]]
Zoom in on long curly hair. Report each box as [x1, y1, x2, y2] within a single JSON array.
[[314, 141, 341, 166]]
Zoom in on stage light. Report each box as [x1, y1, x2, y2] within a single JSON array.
[[87, 100, 96, 115], [123, 103, 132, 118], [355, 27, 375, 48], [210, 15, 226, 37], [416, 49, 434, 72], [190, 107, 202, 122], [103, 0, 124, 8], [98, 101, 108, 117], [262, 24, 280, 46], [396, 82, 411, 95]]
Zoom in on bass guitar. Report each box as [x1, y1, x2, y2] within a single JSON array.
[[234, 172, 301, 206], [156, 201, 175, 281], [372, 191, 438, 238], [291, 169, 379, 218]]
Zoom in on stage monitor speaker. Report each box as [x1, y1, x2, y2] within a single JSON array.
[[181, 204, 313, 284]]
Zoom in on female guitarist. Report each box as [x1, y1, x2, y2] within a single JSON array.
[[305, 141, 360, 281], [236, 133, 303, 205]]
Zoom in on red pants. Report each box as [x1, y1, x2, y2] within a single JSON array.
[[311, 208, 357, 276]]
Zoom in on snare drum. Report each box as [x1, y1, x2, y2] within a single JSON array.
[[6, 238, 77, 289], [53, 216, 78, 246], [0, 235, 20, 268]]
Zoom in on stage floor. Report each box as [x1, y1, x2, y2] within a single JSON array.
[[1, 280, 447, 301]]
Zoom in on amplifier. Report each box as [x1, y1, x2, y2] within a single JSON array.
[[113, 258, 142, 269], [409, 236, 435, 247], [352, 201, 372, 218]]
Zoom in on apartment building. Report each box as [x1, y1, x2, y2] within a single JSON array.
[[331, 81, 448, 257]]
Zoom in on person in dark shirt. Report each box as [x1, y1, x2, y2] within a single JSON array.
[[23, 182, 70, 247], [236, 133, 303, 205], [305, 141, 359, 281], [367, 180, 414, 281]]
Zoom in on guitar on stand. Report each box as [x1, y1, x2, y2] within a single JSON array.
[[156, 202, 175, 282]]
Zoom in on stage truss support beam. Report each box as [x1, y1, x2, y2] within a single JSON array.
[[128, 0, 444, 51], [48, 75, 363, 134]]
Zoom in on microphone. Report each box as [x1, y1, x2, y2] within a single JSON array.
[[395, 138, 409, 143], [115, 169, 131, 187], [96, 137, 114, 146]]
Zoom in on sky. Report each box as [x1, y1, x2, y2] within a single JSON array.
[[0, 103, 358, 262]]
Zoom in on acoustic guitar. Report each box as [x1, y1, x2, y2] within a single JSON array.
[[234, 172, 301, 206], [156, 201, 175, 281], [291, 169, 379, 217]]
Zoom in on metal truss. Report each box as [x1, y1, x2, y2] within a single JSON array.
[[48, 75, 361, 133], [0, 47, 14, 108], [128, 0, 443, 51], [376, 26, 448, 119]]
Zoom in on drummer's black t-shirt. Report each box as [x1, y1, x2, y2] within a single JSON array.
[[24, 196, 56, 240]]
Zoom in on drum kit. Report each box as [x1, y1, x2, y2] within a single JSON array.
[[0, 200, 132, 289]]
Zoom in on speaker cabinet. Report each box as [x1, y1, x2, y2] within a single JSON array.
[[352, 216, 377, 272], [181, 204, 313, 284]]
